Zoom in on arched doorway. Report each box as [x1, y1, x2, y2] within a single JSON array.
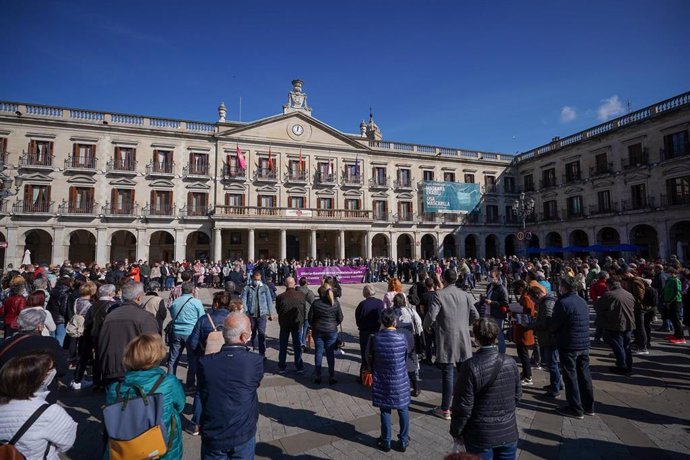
[[110, 230, 136, 263], [504, 234, 517, 257], [420, 234, 436, 260], [630, 225, 659, 259], [186, 231, 210, 261], [486, 234, 499, 259], [287, 235, 300, 260], [24, 229, 53, 265], [528, 234, 540, 257], [372, 234, 389, 258], [465, 235, 477, 259], [442, 234, 456, 258], [669, 221, 690, 262], [545, 232, 563, 258], [597, 227, 620, 246], [569, 229, 589, 258], [397, 234, 413, 259], [68, 230, 96, 265], [150, 231, 174, 263]]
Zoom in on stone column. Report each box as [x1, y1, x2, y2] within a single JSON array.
[[310, 229, 317, 259], [213, 228, 222, 262], [280, 229, 287, 260], [5, 226, 19, 267], [390, 232, 397, 261], [248, 229, 255, 261], [365, 231, 372, 259], [52, 227, 65, 265], [136, 229, 148, 262], [95, 227, 108, 266], [339, 230, 346, 260], [174, 229, 186, 262]]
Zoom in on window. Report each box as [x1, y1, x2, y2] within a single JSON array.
[[505, 205, 517, 223], [225, 193, 244, 207], [153, 150, 173, 173], [523, 174, 534, 192], [567, 196, 583, 217], [485, 175, 496, 192], [663, 130, 689, 159], [373, 200, 388, 219], [318, 198, 333, 209], [27, 140, 53, 165], [0, 137, 7, 154], [72, 144, 96, 168], [111, 189, 134, 214], [150, 190, 173, 215], [594, 152, 609, 175], [443, 171, 455, 182], [114, 147, 136, 170], [258, 157, 274, 176], [398, 202, 413, 220], [345, 199, 361, 210], [485, 205, 499, 223], [543, 200, 558, 219], [69, 187, 94, 213], [666, 176, 690, 205], [317, 161, 334, 182], [597, 190, 611, 212], [423, 170, 434, 181], [464, 173, 475, 184], [22, 184, 51, 212], [345, 163, 359, 179], [504, 177, 515, 193], [258, 195, 276, 208], [189, 153, 208, 176], [288, 196, 305, 208], [187, 192, 208, 215], [373, 167, 387, 185], [565, 161, 581, 182], [627, 143, 646, 167], [630, 184, 646, 209], [289, 159, 304, 177], [397, 168, 411, 187], [542, 168, 556, 188]]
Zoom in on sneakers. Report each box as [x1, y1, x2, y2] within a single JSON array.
[[191, 425, 200, 436], [376, 438, 391, 452], [69, 381, 81, 390], [633, 349, 650, 355], [556, 406, 584, 420], [669, 338, 687, 344], [545, 391, 561, 398], [520, 377, 534, 386], [432, 407, 451, 420], [584, 409, 596, 416], [70, 379, 93, 390]]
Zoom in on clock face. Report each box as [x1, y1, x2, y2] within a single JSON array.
[[292, 124, 304, 136]]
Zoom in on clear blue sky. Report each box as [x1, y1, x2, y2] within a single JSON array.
[[2, 0, 688, 154]]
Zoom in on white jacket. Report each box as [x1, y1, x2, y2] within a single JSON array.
[[0, 391, 77, 460]]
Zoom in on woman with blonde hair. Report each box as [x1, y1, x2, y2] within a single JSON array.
[[383, 277, 403, 309], [105, 334, 185, 459]]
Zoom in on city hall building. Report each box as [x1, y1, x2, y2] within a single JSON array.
[[0, 81, 688, 267]]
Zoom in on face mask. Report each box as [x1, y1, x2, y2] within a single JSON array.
[[40, 369, 57, 392], [252, 279, 260, 286]]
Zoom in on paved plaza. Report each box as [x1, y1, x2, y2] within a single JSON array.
[[56, 282, 690, 460]]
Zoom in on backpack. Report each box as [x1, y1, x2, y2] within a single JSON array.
[[65, 301, 85, 338], [642, 285, 658, 310], [204, 314, 224, 355], [0, 403, 51, 460], [103, 374, 173, 460]]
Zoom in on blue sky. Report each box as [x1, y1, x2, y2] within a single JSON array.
[[2, 0, 688, 154]]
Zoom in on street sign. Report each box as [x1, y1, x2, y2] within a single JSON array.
[[517, 231, 524, 241], [525, 231, 532, 241]]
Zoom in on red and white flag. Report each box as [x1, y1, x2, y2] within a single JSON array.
[[328, 159, 333, 176], [236, 145, 246, 169], [268, 146, 274, 171], [299, 148, 304, 172]]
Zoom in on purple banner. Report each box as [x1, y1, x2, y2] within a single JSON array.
[[295, 266, 367, 285]]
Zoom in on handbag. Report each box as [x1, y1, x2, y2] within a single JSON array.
[[335, 324, 345, 349], [204, 314, 224, 355], [360, 368, 373, 388], [163, 297, 193, 345], [0, 404, 51, 460]]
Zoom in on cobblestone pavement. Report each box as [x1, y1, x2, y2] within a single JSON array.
[[54, 282, 690, 459]]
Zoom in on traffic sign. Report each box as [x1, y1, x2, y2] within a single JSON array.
[[517, 231, 524, 241], [525, 231, 532, 241]]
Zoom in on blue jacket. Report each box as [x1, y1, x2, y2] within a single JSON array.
[[367, 328, 411, 410], [198, 345, 264, 450], [187, 308, 230, 353], [169, 294, 205, 336], [105, 368, 185, 460], [550, 292, 590, 351], [355, 297, 384, 332], [241, 283, 274, 317]]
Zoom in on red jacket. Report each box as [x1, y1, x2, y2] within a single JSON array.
[[1, 295, 27, 329], [589, 279, 608, 302]]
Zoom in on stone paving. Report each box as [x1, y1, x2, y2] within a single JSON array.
[[52, 282, 690, 459]]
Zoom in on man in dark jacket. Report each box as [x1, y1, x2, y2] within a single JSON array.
[[450, 318, 521, 458], [275, 277, 306, 374], [97, 282, 158, 384], [297, 277, 315, 350], [483, 270, 510, 353], [550, 276, 595, 420], [530, 286, 561, 397], [88, 283, 118, 390], [355, 284, 384, 374], [198, 312, 263, 459], [46, 277, 73, 347], [595, 276, 636, 375]]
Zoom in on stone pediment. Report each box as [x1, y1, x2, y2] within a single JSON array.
[[286, 186, 308, 194], [370, 191, 388, 198], [150, 179, 174, 188], [564, 187, 584, 195], [344, 189, 364, 197], [542, 191, 558, 199], [255, 185, 278, 193], [223, 183, 247, 192], [397, 192, 414, 200], [109, 177, 137, 187], [592, 180, 614, 189], [185, 182, 211, 190], [216, 112, 368, 151], [663, 164, 690, 175], [623, 173, 650, 185], [315, 189, 335, 196], [66, 175, 97, 185], [19, 172, 53, 183]]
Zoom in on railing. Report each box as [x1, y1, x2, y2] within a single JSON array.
[[183, 164, 210, 177], [254, 168, 278, 180], [106, 159, 137, 173], [539, 212, 560, 222], [464, 214, 480, 224], [620, 196, 655, 212], [143, 203, 176, 217], [482, 184, 498, 193], [283, 171, 308, 182], [484, 216, 501, 225], [621, 153, 649, 169], [13, 201, 54, 214], [420, 212, 440, 223], [660, 194, 690, 207], [660, 147, 690, 162], [539, 178, 558, 190], [19, 153, 53, 168], [366, 139, 513, 162], [393, 179, 413, 189], [393, 212, 415, 223], [565, 210, 587, 220], [222, 163, 246, 180], [369, 177, 389, 188], [503, 186, 518, 194], [342, 174, 363, 185], [588, 203, 619, 215], [373, 212, 390, 221], [64, 156, 97, 171], [179, 205, 209, 217], [146, 161, 175, 176], [562, 172, 582, 184], [102, 202, 138, 217], [523, 184, 535, 193], [589, 162, 614, 177], [213, 206, 372, 220], [314, 172, 337, 185], [58, 201, 98, 215]]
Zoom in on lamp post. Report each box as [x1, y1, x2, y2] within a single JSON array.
[[512, 191, 535, 234], [0, 176, 21, 199]]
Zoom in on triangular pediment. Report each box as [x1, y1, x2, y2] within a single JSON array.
[[150, 179, 174, 188], [564, 187, 584, 195], [542, 191, 558, 199], [18, 172, 53, 183], [216, 113, 368, 151], [66, 175, 97, 185], [370, 191, 388, 198], [592, 180, 614, 189], [663, 164, 690, 175], [344, 189, 364, 197], [185, 182, 211, 190], [109, 177, 137, 187]]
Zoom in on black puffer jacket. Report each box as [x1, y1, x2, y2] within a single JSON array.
[[308, 298, 343, 335], [46, 283, 72, 325], [450, 347, 521, 448], [533, 293, 557, 349]]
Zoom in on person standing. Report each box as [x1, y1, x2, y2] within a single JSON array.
[[550, 276, 595, 420], [512, 280, 539, 386], [423, 269, 479, 420], [589, 271, 609, 344], [530, 285, 561, 397], [308, 284, 344, 385], [595, 276, 636, 375], [483, 271, 510, 353], [198, 312, 264, 460], [168, 281, 205, 389], [450, 318, 521, 459], [662, 268, 686, 344], [275, 277, 306, 374], [355, 284, 384, 378], [241, 270, 275, 359], [297, 277, 315, 350]]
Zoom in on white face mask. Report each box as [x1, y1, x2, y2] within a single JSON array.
[[39, 369, 57, 392]]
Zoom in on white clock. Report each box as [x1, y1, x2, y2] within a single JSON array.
[[292, 124, 304, 136]]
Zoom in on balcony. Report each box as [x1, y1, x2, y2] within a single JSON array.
[[562, 172, 582, 185], [523, 184, 536, 193], [58, 201, 99, 217], [660, 194, 690, 207], [565, 210, 587, 220], [443, 214, 461, 224], [482, 184, 498, 194], [420, 212, 441, 224], [212, 206, 372, 221], [183, 164, 210, 179], [589, 162, 614, 177], [283, 170, 308, 184], [620, 196, 655, 212], [393, 179, 413, 190], [0, 201, 6, 214], [102, 202, 139, 218], [588, 203, 619, 216], [393, 212, 415, 223], [143, 203, 176, 218], [464, 214, 480, 224], [12, 200, 54, 215], [106, 159, 137, 176], [342, 174, 363, 186], [254, 168, 278, 182], [539, 178, 558, 190], [505, 215, 519, 225], [660, 147, 690, 162], [369, 177, 390, 189], [19, 153, 54, 171], [484, 215, 501, 225], [222, 163, 246, 181], [539, 212, 561, 223], [621, 152, 649, 170], [146, 161, 175, 178], [503, 185, 519, 195], [64, 156, 98, 173], [373, 211, 390, 222], [314, 171, 337, 185], [179, 205, 209, 218]]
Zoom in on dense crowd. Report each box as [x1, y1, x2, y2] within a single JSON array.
[[0, 253, 688, 459]]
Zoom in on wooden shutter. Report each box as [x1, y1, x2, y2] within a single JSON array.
[[87, 188, 94, 206], [114, 147, 121, 165], [24, 185, 32, 203], [72, 143, 78, 157], [48, 142, 53, 156], [129, 189, 135, 209], [187, 193, 193, 209], [28, 140, 36, 155], [0, 138, 6, 152], [45, 186, 51, 204], [69, 187, 76, 207], [131, 148, 136, 163], [150, 190, 156, 206]]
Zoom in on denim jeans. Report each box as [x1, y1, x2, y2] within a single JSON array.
[[300, 320, 310, 348], [379, 407, 409, 447], [606, 330, 633, 371], [314, 331, 338, 378], [278, 326, 303, 371], [496, 318, 506, 354], [250, 316, 268, 355], [168, 332, 190, 379], [54, 323, 66, 348], [465, 440, 518, 460], [558, 349, 595, 416], [192, 391, 202, 426], [201, 436, 255, 460], [543, 346, 561, 394], [438, 362, 460, 411]]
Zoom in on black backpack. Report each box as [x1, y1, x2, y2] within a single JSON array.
[[642, 285, 658, 309]]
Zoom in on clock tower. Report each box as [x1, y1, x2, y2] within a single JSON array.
[[283, 79, 312, 116]]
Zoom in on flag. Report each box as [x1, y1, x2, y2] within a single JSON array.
[[236, 144, 246, 170], [328, 159, 333, 176], [354, 154, 359, 176], [299, 148, 304, 172], [268, 146, 274, 171]]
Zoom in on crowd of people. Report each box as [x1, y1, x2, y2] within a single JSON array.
[[0, 252, 688, 459]]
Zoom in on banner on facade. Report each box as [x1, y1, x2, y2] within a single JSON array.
[[422, 181, 480, 214], [285, 209, 313, 217], [295, 265, 367, 285]]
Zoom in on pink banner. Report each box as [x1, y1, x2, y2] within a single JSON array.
[[295, 266, 367, 285]]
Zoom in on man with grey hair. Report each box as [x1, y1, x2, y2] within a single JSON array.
[[275, 277, 306, 374], [0, 308, 68, 401], [198, 312, 264, 459], [98, 281, 158, 384], [355, 284, 384, 380]]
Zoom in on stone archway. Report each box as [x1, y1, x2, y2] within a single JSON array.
[[68, 230, 96, 265], [545, 232, 563, 248], [397, 234, 413, 259], [110, 230, 136, 263], [630, 224, 659, 259], [669, 221, 690, 263], [150, 231, 175, 263], [465, 235, 478, 259], [24, 229, 53, 265], [505, 234, 517, 257], [597, 227, 620, 246], [442, 234, 457, 258], [569, 229, 589, 247], [372, 233, 389, 258], [486, 234, 499, 259], [420, 234, 436, 260], [186, 231, 211, 262]]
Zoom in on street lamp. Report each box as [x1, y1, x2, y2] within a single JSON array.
[[0, 176, 22, 199], [512, 192, 535, 231]]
